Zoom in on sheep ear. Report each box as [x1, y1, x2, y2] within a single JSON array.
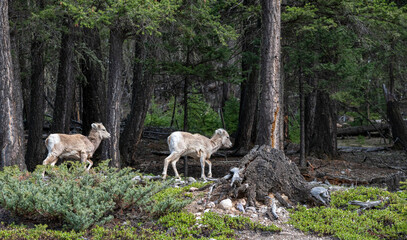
[[216, 129, 223, 135], [91, 123, 97, 129]]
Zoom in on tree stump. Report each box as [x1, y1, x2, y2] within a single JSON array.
[[236, 145, 321, 206]]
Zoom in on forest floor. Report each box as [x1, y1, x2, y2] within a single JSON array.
[[1, 135, 406, 239], [129, 135, 407, 239]]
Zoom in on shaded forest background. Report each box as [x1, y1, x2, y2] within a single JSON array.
[[1, 0, 407, 171]]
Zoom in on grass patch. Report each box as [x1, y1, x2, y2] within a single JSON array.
[[289, 185, 407, 239]]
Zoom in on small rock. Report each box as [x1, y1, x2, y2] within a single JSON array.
[[204, 209, 211, 213], [250, 214, 258, 219], [207, 202, 215, 208], [189, 187, 198, 192], [236, 203, 245, 213], [238, 198, 247, 206], [246, 206, 257, 213], [188, 177, 197, 183], [219, 199, 233, 210], [131, 176, 142, 181], [259, 206, 268, 214]]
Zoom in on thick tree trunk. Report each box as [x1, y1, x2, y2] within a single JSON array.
[[101, 28, 125, 168], [51, 21, 76, 133], [234, 0, 260, 153], [120, 34, 154, 167], [25, 33, 45, 171], [81, 28, 106, 135], [305, 90, 337, 158], [0, 0, 26, 170], [383, 85, 407, 150], [256, 0, 282, 149]]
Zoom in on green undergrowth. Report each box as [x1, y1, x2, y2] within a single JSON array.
[[289, 185, 407, 240], [84, 212, 280, 239], [0, 211, 281, 239], [0, 162, 281, 239], [0, 161, 197, 231]]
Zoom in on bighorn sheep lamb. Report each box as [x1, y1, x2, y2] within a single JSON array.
[[162, 128, 232, 180], [42, 123, 110, 175]]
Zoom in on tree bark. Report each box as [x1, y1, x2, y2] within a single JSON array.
[[120, 34, 154, 167], [299, 69, 306, 167], [51, 20, 76, 133], [25, 31, 45, 171], [233, 0, 260, 153], [256, 0, 282, 149], [101, 28, 126, 168], [305, 90, 337, 158], [81, 27, 106, 135], [383, 85, 407, 150], [0, 0, 26, 170]]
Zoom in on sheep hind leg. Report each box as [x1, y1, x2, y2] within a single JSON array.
[[200, 156, 207, 181], [171, 158, 182, 180], [86, 159, 93, 172], [163, 152, 180, 179], [205, 159, 212, 178], [42, 153, 58, 177]]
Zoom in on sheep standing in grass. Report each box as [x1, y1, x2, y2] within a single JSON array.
[[162, 129, 232, 180], [42, 123, 110, 175]]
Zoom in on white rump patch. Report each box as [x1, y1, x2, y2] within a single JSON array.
[[46, 134, 61, 151]]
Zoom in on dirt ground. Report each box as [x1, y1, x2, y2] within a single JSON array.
[[1, 135, 406, 239], [134, 136, 407, 189]]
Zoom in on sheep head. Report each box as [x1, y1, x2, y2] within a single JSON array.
[[91, 123, 111, 139], [215, 128, 232, 148]]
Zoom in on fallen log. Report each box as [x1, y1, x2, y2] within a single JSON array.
[[337, 124, 389, 137]]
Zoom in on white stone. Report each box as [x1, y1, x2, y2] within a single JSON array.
[[188, 177, 197, 183], [189, 187, 198, 192], [246, 206, 257, 213], [207, 202, 215, 208], [219, 199, 233, 210]]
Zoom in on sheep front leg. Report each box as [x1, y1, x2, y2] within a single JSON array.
[[205, 159, 212, 178], [80, 151, 90, 172]]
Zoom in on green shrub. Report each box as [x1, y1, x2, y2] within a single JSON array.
[[0, 161, 189, 231], [289, 186, 407, 239], [158, 211, 281, 239]]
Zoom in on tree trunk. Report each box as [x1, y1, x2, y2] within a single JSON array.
[[25, 32, 45, 171], [101, 28, 125, 168], [239, 146, 313, 206], [0, 0, 26, 170], [256, 0, 282, 149], [299, 70, 306, 167], [120, 34, 154, 167], [383, 85, 407, 150], [81, 27, 106, 135], [51, 20, 76, 133], [234, 0, 260, 153], [305, 90, 337, 158]]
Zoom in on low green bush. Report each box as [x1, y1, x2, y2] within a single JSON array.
[[289, 185, 407, 240], [158, 211, 281, 239], [0, 161, 190, 231]]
